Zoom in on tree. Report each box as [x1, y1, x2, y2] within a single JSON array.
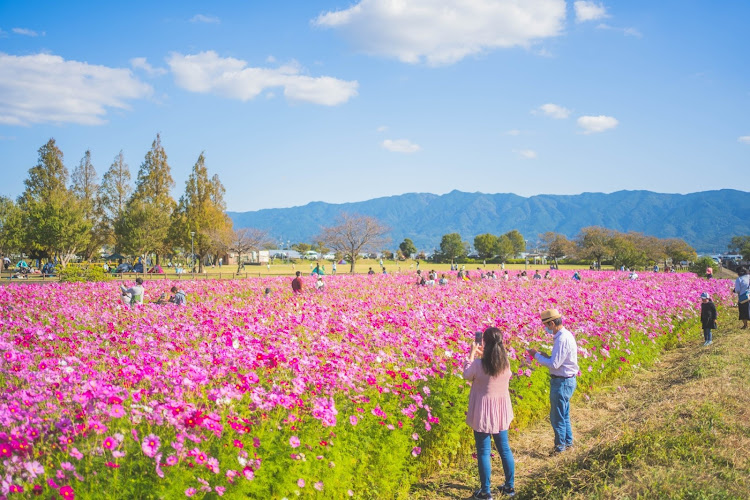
[[399, 238, 417, 258], [664, 238, 696, 265], [125, 134, 176, 263], [539, 232, 575, 267], [170, 152, 232, 272], [70, 150, 103, 260], [100, 151, 132, 253], [575, 226, 613, 267], [439, 233, 469, 263], [728, 236, 750, 260], [473, 233, 498, 260], [221, 228, 271, 273], [608, 233, 646, 270], [504, 230, 526, 257], [495, 234, 515, 262], [292, 242, 312, 253], [26, 189, 91, 267], [18, 138, 68, 207], [318, 213, 390, 273], [0, 196, 22, 256], [17, 138, 90, 264]]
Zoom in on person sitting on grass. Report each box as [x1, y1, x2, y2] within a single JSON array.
[[120, 277, 144, 305]]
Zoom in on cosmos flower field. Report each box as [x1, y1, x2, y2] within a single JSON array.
[[0, 271, 734, 498]]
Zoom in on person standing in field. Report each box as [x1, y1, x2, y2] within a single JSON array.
[[700, 292, 717, 346], [734, 267, 749, 329], [706, 265, 713, 279], [332, 261, 337, 275], [464, 327, 516, 499], [291, 271, 303, 293], [527, 308, 579, 454]]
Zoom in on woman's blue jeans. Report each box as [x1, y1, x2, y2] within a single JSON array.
[[703, 328, 712, 342], [473, 430, 514, 494], [550, 376, 577, 452]]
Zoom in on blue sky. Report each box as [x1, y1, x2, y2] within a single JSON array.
[[1, 0, 748, 212]]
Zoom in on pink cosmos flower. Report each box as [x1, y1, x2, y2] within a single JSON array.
[[297, 478, 305, 488], [155, 453, 164, 478], [243, 467, 254, 480], [289, 436, 300, 448], [59, 485, 75, 499], [412, 433, 420, 441], [349, 415, 358, 426], [141, 434, 161, 458], [103, 436, 117, 450], [166, 455, 179, 466], [215, 486, 226, 496], [185, 488, 196, 497], [411, 447, 422, 457], [24, 460, 45, 479], [314, 481, 324, 491]]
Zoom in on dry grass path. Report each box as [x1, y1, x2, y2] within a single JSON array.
[[412, 308, 750, 499]]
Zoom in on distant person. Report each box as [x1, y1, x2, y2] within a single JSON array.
[[653, 264, 659, 272], [439, 274, 448, 285], [464, 327, 516, 498], [572, 271, 581, 282], [312, 263, 322, 276], [699, 292, 717, 346], [120, 277, 144, 305], [544, 270, 551, 279], [368, 267, 375, 275], [527, 309, 579, 455], [533, 270, 542, 280], [315, 275, 325, 291], [629, 270, 638, 281], [382, 267, 387, 275], [292, 271, 303, 293], [705, 266, 713, 279], [734, 267, 749, 329], [332, 261, 337, 275]]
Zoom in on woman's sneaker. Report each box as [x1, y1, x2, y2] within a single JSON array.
[[498, 484, 516, 497]]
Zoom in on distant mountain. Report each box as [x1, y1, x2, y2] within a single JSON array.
[[227, 189, 750, 254]]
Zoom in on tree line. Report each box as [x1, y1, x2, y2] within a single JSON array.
[[0, 137, 268, 273]]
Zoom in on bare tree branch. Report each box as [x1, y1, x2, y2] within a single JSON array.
[[318, 213, 390, 273]]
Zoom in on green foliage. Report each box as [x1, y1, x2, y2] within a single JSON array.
[[399, 238, 417, 258], [690, 256, 717, 276], [100, 151, 132, 253], [0, 195, 22, 254], [728, 235, 750, 260], [473, 233, 498, 259], [59, 265, 112, 282], [438, 233, 469, 262], [504, 229, 525, 257]]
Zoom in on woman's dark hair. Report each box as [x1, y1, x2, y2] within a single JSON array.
[[481, 327, 510, 377], [739, 267, 748, 276]]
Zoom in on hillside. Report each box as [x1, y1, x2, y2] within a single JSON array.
[[227, 189, 750, 254]]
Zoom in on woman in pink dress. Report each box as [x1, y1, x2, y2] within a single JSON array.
[[463, 327, 515, 499]]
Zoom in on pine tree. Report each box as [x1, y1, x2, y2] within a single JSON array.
[[123, 134, 176, 263], [101, 151, 132, 253], [170, 152, 232, 272], [70, 150, 103, 260]]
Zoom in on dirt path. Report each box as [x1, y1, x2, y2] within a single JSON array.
[[411, 311, 750, 499]]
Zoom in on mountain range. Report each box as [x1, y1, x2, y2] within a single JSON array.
[[227, 189, 750, 254]]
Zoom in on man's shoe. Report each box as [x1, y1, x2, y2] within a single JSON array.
[[472, 490, 493, 499], [549, 447, 565, 456]]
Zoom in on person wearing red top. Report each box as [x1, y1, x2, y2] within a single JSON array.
[[291, 271, 303, 293]]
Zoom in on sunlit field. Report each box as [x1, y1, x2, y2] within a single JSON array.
[[0, 271, 733, 498]]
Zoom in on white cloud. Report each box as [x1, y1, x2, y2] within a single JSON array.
[[577, 115, 618, 134], [535, 103, 571, 119], [313, 0, 566, 66], [0, 52, 152, 126], [515, 149, 537, 159], [190, 14, 220, 24], [505, 129, 522, 136], [382, 139, 421, 153], [574, 1, 608, 23], [738, 136, 750, 144], [377, 125, 388, 132], [167, 51, 358, 106], [12, 28, 42, 37], [130, 57, 167, 77], [596, 23, 642, 38]]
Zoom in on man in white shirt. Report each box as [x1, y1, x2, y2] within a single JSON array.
[[527, 308, 579, 454]]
